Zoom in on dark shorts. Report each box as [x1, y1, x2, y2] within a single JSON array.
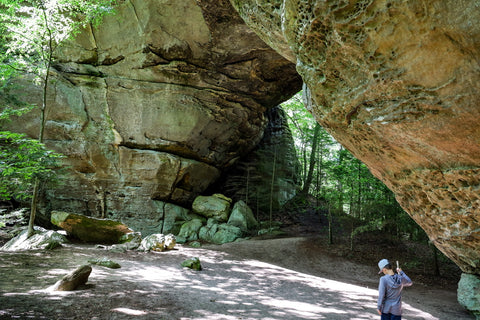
[[381, 313, 401, 320]]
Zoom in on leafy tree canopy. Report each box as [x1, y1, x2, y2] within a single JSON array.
[[0, 0, 117, 206], [0, 130, 63, 201], [281, 92, 427, 243]]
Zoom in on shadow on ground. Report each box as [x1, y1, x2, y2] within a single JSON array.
[[0, 238, 474, 320]]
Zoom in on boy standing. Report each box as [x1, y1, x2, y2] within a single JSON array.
[[377, 258, 413, 320]]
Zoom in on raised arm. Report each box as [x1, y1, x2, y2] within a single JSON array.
[[397, 268, 413, 287]]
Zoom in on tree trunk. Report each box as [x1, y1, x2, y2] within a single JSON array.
[[245, 166, 250, 206], [27, 5, 52, 239], [269, 146, 277, 229], [301, 123, 321, 195], [335, 147, 345, 211], [430, 241, 441, 276], [328, 205, 333, 245], [356, 161, 362, 219]]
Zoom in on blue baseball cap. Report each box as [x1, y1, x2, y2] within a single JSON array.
[[378, 259, 389, 274]]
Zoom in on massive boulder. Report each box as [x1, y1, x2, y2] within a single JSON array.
[[230, 0, 480, 275], [6, 1, 301, 225], [51, 211, 133, 244], [192, 194, 232, 222], [227, 200, 259, 232]]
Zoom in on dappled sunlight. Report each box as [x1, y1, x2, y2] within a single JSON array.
[[0, 244, 470, 319], [402, 303, 442, 320], [261, 298, 348, 318], [104, 247, 443, 320], [119, 264, 182, 283], [112, 307, 148, 316]]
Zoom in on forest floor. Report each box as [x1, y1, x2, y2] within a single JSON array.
[[0, 210, 475, 320]]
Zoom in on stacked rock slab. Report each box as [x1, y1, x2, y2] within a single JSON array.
[[6, 1, 301, 224], [229, 0, 480, 277], [177, 194, 258, 244]]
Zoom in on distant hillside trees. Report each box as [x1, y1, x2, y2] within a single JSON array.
[[281, 92, 427, 244]]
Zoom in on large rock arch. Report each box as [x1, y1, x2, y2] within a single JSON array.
[[230, 0, 480, 276]]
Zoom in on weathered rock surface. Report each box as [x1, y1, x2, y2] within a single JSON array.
[[6, 0, 301, 228], [1, 227, 68, 251], [51, 211, 132, 244], [139, 233, 176, 252], [108, 201, 192, 237], [458, 273, 480, 318], [181, 257, 202, 271], [199, 218, 244, 244], [220, 105, 300, 213], [227, 200, 259, 232], [177, 219, 204, 243], [49, 264, 92, 291], [107, 231, 142, 252], [230, 0, 480, 275], [192, 194, 232, 222], [174, 195, 256, 244]]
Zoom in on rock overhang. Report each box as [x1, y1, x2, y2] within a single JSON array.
[[230, 0, 480, 276]]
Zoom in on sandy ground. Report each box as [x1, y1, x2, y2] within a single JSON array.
[[0, 236, 474, 320]]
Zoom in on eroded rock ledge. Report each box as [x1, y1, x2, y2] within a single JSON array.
[[230, 0, 480, 275], [10, 0, 301, 224]]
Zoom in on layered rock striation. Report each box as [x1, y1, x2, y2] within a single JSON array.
[[230, 0, 480, 275], [9, 1, 301, 222]]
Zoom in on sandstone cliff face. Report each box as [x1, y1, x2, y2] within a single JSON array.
[[231, 0, 480, 275], [12, 0, 301, 222], [219, 106, 300, 214]]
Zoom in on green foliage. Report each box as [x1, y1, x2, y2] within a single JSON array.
[[282, 93, 336, 196], [0, 130, 63, 200], [281, 92, 425, 242], [0, 0, 117, 222], [0, 0, 117, 78]]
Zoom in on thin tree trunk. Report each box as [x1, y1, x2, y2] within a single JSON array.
[[27, 5, 52, 238], [256, 189, 259, 221], [245, 167, 250, 206], [357, 161, 362, 219], [269, 146, 277, 230], [302, 142, 307, 188], [27, 180, 40, 237], [318, 147, 324, 198], [328, 205, 333, 245], [350, 221, 355, 251], [336, 148, 345, 211], [301, 123, 321, 195], [430, 241, 440, 276]]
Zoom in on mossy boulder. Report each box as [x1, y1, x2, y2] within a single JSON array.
[[458, 273, 480, 317], [51, 211, 132, 244], [176, 219, 204, 243], [192, 194, 232, 222], [199, 219, 243, 244], [181, 257, 202, 271], [227, 200, 258, 232]]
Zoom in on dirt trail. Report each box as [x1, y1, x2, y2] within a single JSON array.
[[0, 236, 474, 320]]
